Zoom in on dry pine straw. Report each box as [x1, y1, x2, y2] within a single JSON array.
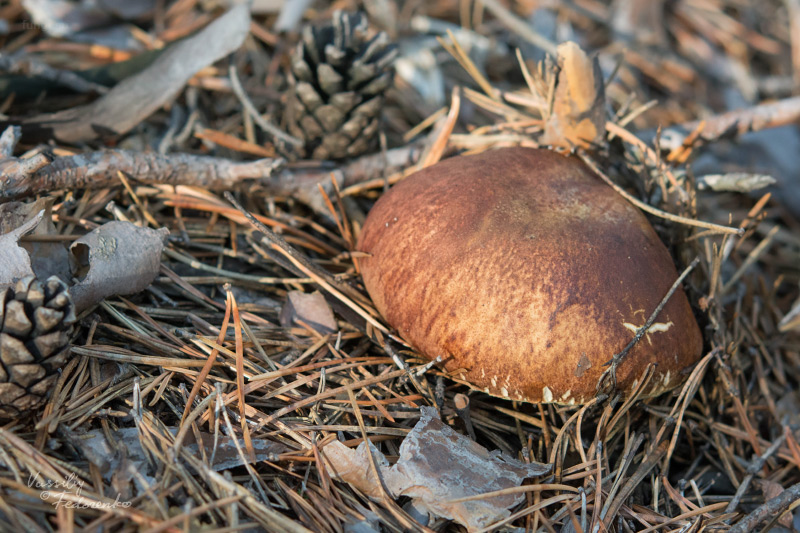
[[0, 0, 798, 530], [0, 133, 795, 533], [2, 60, 799, 533]]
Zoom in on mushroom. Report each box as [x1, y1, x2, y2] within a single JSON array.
[[357, 147, 703, 404]]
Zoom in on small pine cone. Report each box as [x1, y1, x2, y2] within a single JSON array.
[[283, 11, 397, 160], [0, 276, 75, 420]]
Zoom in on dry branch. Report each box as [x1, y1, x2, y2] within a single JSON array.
[[729, 482, 800, 533], [0, 53, 108, 94], [0, 126, 423, 215], [0, 148, 283, 200], [655, 95, 800, 147]]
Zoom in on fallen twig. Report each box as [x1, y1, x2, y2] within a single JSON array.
[[0, 144, 283, 200], [0, 126, 423, 211], [725, 433, 788, 513], [728, 481, 800, 533], [0, 53, 108, 94], [266, 141, 424, 214], [229, 64, 303, 151], [653, 95, 800, 148]]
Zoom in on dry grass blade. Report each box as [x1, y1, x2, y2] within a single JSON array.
[[720, 225, 780, 294], [419, 87, 462, 169], [228, 287, 255, 462], [180, 293, 233, 423], [477, 0, 557, 54], [436, 31, 497, 100]]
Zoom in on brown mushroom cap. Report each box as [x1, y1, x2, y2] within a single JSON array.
[[357, 147, 703, 404]]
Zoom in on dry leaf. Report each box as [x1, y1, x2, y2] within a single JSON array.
[[323, 406, 551, 531], [280, 290, 338, 334], [68, 221, 169, 312], [322, 439, 389, 501], [78, 427, 288, 494], [541, 41, 606, 149], [697, 173, 776, 193], [0, 210, 41, 289], [0, 199, 44, 234], [22, 5, 250, 143], [0, 198, 71, 284], [0, 199, 68, 288]]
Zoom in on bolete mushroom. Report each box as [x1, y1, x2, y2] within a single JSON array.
[[357, 147, 703, 404]]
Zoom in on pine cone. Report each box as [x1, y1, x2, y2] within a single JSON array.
[[283, 11, 397, 160], [0, 276, 75, 420]]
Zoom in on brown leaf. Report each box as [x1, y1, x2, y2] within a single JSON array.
[[321, 440, 388, 501], [323, 407, 551, 531], [541, 42, 606, 149], [280, 290, 338, 334]]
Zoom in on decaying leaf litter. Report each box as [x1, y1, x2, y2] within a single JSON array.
[[0, 0, 799, 531]]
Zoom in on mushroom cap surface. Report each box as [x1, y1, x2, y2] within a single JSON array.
[[357, 147, 703, 404]]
